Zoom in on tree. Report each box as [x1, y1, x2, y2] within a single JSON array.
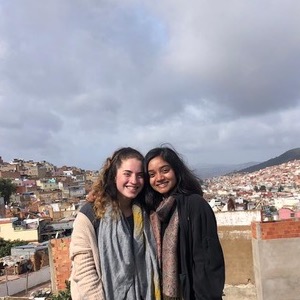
[[0, 178, 17, 205], [0, 238, 27, 258]]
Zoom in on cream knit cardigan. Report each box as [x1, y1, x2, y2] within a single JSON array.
[[69, 211, 105, 300]]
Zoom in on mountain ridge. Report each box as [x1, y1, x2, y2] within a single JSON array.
[[195, 147, 300, 178], [235, 147, 300, 174], [195, 162, 259, 179]]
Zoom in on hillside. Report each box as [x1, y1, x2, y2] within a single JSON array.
[[195, 161, 258, 178], [237, 147, 300, 173]]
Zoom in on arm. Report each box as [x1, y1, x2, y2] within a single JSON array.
[[70, 212, 105, 300], [190, 196, 225, 300]]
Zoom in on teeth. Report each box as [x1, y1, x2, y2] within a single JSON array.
[[127, 186, 138, 190]]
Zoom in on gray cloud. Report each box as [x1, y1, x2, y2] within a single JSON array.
[[1, 0, 300, 169]]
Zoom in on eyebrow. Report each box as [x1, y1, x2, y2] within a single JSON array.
[[123, 169, 144, 174], [148, 164, 170, 172]]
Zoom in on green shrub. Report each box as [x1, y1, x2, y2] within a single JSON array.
[[0, 238, 27, 258], [49, 281, 71, 300]]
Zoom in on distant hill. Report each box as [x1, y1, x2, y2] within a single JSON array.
[[195, 161, 259, 179], [237, 148, 300, 174]]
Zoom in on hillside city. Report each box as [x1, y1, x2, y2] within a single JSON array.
[[204, 159, 300, 216], [1, 155, 300, 236], [0, 155, 300, 298]]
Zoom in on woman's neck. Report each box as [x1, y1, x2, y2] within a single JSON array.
[[119, 200, 133, 217]]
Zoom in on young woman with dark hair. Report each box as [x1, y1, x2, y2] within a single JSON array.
[[145, 146, 225, 300]]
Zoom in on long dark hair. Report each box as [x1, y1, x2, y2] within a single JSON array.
[[144, 146, 203, 210]]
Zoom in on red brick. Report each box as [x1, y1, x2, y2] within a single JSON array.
[[252, 219, 300, 240]]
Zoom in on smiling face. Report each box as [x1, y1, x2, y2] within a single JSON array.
[[147, 155, 177, 197], [115, 158, 144, 204]]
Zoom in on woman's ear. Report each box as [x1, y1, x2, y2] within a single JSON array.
[[86, 190, 96, 202]]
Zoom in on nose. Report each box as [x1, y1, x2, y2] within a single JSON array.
[[130, 175, 138, 184], [156, 172, 165, 181]]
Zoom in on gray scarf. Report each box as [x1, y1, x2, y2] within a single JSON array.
[[98, 203, 161, 300]]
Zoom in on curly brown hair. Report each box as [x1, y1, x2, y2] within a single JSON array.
[[92, 147, 144, 219]]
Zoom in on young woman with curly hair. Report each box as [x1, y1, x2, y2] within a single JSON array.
[[70, 147, 161, 300]]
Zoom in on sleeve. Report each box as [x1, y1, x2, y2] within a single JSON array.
[[69, 212, 105, 300], [190, 196, 225, 300]]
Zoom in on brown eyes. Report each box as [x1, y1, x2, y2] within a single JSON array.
[[162, 167, 170, 173], [148, 167, 171, 178]]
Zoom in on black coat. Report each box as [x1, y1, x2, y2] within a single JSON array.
[[176, 194, 225, 300]]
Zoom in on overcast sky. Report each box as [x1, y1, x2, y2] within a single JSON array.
[[1, 0, 300, 171]]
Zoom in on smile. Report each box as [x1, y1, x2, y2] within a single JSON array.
[[126, 185, 139, 190], [157, 182, 168, 187]]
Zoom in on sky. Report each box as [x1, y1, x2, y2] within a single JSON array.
[[1, 0, 300, 171]]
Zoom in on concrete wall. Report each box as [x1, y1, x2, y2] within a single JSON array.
[[251, 219, 300, 300], [0, 223, 38, 242], [219, 226, 254, 285], [215, 210, 260, 285], [0, 267, 50, 297], [216, 210, 261, 226]]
